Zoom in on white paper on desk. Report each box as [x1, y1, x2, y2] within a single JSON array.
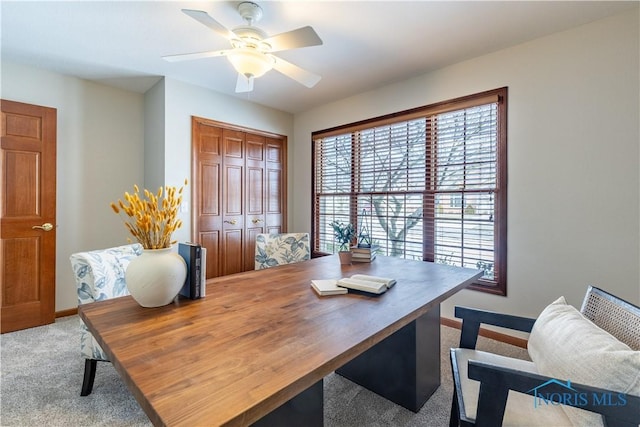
[[311, 279, 348, 296]]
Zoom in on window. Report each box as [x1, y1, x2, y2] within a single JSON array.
[[449, 194, 463, 208], [312, 88, 507, 295]]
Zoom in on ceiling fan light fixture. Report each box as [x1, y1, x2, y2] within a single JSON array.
[[227, 48, 273, 78], [168, 6, 323, 92]]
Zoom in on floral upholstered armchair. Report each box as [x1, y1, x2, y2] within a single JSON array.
[[254, 233, 310, 270], [70, 243, 142, 396]]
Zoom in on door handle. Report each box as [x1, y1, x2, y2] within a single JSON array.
[[252, 218, 264, 224], [32, 223, 54, 232], [224, 219, 238, 225]]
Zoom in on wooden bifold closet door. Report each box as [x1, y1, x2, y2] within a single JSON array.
[[191, 117, 286, 278]]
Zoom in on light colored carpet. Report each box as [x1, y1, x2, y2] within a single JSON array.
[[0, 315, 528, 426]]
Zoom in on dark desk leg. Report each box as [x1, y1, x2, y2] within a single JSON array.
[[336, 305, 440, 412], [251, 379, 323, 427]]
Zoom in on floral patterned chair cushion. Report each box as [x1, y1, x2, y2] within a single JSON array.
[[254, 233, 310, 270], [70, 243, 142, 395]]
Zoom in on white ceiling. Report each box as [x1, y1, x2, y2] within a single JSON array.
[[2, 1, 637, 114]]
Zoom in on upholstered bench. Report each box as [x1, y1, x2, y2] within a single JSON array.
[[449, 286, 640, 427]]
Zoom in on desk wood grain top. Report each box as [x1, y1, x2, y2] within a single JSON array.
[[78, 255, 481, 427]]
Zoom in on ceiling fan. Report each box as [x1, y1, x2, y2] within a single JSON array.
[[163, 2, 323, 93]]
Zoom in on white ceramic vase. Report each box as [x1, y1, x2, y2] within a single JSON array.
[[125, 247, 187, 308]]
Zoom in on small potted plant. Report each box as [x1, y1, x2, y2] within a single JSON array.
[[330, 221, 356, 264]]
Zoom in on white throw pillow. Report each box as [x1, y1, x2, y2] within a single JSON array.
[[527, 296, 640, 427]]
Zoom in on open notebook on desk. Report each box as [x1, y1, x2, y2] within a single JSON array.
[[311, 274, 396, 296], [338, 274, 396, 294]]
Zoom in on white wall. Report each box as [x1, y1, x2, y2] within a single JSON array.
[[0, 65, 293, 312], [1, 62, 145, 311], [292, 11, 640, 319], [3, 11, 638, 319], [143, 79, 165, 191]]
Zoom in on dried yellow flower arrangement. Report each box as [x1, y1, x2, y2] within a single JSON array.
[[110, 179, 188, 249]]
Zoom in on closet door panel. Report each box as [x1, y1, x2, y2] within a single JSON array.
[[265, 138, 284, 233], [246, 136, 265, 216], [245, 226, 264, 271], [245, 133, 266, 270], [224, 165, 243, 216], [222, 229, 243, 275], [222, 129, 245, 272], [193, 119, 223, 279]]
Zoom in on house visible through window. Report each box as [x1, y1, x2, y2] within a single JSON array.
[[312, 88, 507, 295], [449, 194, 463, 208]]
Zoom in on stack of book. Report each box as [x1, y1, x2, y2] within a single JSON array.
[[351, 245, 379, 262], [178, 242, 207, 299]]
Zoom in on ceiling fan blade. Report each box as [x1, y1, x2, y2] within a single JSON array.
[[236, 74, 254, 93], [271, 55, 321, 88], [162, 49, 230, 62], [181, 9, 235, 40], [263, 26, 322, 52]]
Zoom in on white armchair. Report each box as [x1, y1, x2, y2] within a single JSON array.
[[70, 243, 142, 396], [254, 233, 310, 270]]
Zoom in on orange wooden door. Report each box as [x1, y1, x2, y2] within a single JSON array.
[[221, 128, 245, 275], [192, 117, 222, 279], [244, 133, 266, 272], [1, 99, 57, 333], [192, 116, 286, 277], [265, 137, 285, 235]]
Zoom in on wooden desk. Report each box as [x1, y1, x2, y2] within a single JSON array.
[[79, 255, 481, 427]]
